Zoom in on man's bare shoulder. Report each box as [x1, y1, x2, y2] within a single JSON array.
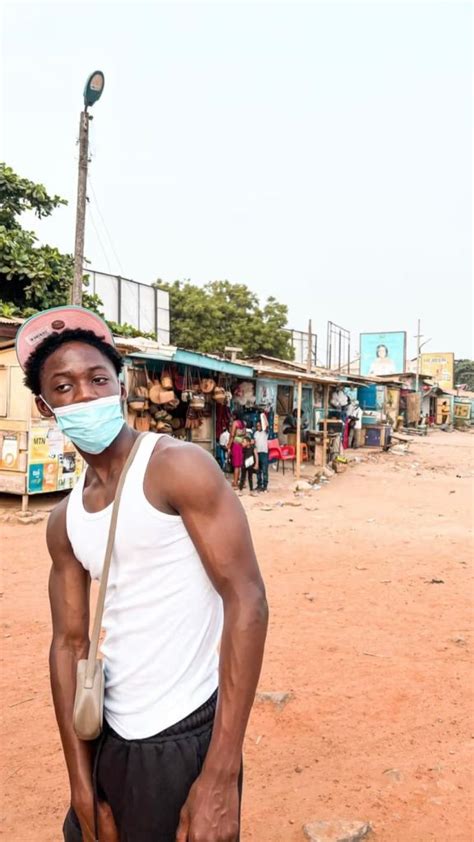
[[151, 435, 219, 472], [46, 495, 70, 556]]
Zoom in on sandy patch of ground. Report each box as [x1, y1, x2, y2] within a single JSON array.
[[1, 431, 473, 841]]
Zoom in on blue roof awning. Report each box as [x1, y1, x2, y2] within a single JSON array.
[[127, 349, 254, 378], [173, 349, 254, 378]]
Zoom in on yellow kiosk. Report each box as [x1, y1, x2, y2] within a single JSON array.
[[0, 342, 83, 511]]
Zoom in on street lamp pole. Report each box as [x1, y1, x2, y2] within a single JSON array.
[[415, 319, 421, 393], [415, 319, 432, 393], [71, 110, 90, 305], [71, 71, 105, 306]]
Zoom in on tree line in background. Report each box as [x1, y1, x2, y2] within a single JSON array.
[[0, 163, 293, 358]]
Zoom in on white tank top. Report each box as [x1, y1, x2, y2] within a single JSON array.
[[66, 433, 222, 739]]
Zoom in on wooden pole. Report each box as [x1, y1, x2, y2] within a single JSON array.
[[307, 319, 312, 373], [72, 110, 90, 305], [296, 379, 302, 479], [322, 383, 329, 465]]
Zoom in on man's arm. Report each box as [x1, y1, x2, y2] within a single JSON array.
[[47, 500, 117, 841], [163, 444, 268, 841]]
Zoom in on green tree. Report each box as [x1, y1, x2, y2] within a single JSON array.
[[0, 163, 74, 313], [454, 359, 474, 391], [0, 163, 153, 339], [155, 279, 294, 359]]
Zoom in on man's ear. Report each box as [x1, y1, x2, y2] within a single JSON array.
[[35, 396, 54, 418], [120, 382, 127, 402]]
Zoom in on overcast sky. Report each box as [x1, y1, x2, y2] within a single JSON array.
[[2, 1, 472, 360]]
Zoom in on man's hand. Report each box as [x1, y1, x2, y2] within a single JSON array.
[[176, 770, 240, 842], [74, 794, 119, 842]]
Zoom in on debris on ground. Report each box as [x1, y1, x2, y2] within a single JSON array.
[[303, 819, 372, 841], [383, 767, 402, 782], [255, 691, 293, 709]]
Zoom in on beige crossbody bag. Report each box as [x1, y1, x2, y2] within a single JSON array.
[[73, 433, 146, 741]]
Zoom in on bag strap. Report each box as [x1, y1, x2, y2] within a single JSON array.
[[84, 433, 147, 687]]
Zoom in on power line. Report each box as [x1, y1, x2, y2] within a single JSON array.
[[87, 175, 124, 275], [87, 203, 113, 274]]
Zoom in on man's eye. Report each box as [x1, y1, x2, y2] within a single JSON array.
[[93, 376, 109, 384], [56, 384, 72, 392]]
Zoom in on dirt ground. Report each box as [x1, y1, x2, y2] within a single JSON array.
[[1, 430, 473, 841]]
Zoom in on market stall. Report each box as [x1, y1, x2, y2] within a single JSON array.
[[123, 350, 255, 457]]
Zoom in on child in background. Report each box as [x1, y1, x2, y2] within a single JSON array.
[[240, 436, 259, 492]]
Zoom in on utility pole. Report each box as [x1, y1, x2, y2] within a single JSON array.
[[71, 110, 90, 305], [71, 71, 105, 306], [415, 318, 432, 393], [307, 319, 312, 373], [415, 318, 422, 393]]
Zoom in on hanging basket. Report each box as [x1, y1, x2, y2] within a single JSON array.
[[190, 393, 206, 410], [201, 378, 216, 394], [160, 370, 173, 389], [181, 390, 193, 403], [135, 414, 151, 432], [127, 396, 146, 412], [164, 398, 180, 410], [156, 420, 173, 434], [149, 384, 176, 405], [212, 387, 227, 404]]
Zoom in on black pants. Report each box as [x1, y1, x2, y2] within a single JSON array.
[[239, 466, 254, 491], [63, 690, 242, 841]]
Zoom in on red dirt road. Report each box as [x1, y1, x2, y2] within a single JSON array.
[[1, 431, 473, 841]]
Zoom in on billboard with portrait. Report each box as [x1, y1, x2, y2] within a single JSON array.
[[420, 353, 454, 391], [360, 331, 406, 376]]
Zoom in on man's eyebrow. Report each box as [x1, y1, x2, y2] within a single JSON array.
[[50, 365, 110, 380]]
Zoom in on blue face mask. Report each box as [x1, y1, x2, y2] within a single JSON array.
[[42, 392, 125, 454]]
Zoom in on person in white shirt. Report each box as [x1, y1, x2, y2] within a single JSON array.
[[217, 425, 230, 470], [254, 421, 269, 492], [348, 401, 363, 448]]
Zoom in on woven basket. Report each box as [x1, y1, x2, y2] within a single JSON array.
[[135, 414, 151, 432], [128, 396, 146, 412], [165, 398, 180, 410], [212, 387, 226, 404], [190, 393, 206, 410], [160, 370, 173, 389], [201, 378, 216, 394], [156, 421, 173, 434], [149, 384, 175, 405]]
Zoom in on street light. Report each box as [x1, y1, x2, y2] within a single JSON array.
[[71, 70, 105, 306], [84, 71, 105, 108]]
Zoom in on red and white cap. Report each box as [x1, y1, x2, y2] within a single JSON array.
[[15, 305, 115, 371]]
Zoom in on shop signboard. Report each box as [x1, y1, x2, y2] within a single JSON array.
[[453, 401, 470, 420], [360, 331, 406, 376], [28, 423, 83, 494], [420, 353, 454, 391], [1, 433, 20, 470], [255, 379, 278, 409]]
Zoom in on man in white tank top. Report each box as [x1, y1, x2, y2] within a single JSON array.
[[16, 306, 268, 842]]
